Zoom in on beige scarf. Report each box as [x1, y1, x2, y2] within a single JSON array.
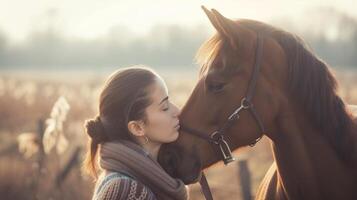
[[99, 140, 188, 200]]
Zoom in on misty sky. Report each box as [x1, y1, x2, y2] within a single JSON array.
[[0, 0, 355, 42]]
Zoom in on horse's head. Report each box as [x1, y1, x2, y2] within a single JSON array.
[[159, 7, 289, 184]]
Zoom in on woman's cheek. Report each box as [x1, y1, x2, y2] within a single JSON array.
[[161, 113, 170, 128]]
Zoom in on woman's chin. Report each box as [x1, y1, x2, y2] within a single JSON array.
[[171, 131, 180, 141], [162, 131, 179, 143]]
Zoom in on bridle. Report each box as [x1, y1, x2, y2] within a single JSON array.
[[181, 35, 266, 166], [181, 35, 266, 200], [171, 35, 266, 200]]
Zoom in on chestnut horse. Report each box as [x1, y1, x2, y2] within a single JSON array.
[[158, 7, 357, 200]]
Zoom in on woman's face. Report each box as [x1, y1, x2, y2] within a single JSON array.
[[143, 78, 180, 144]]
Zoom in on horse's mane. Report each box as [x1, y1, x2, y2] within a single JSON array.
[[196, 19, 355, 164]]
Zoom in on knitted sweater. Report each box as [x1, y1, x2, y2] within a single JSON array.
[[92, 172, 157, 200]]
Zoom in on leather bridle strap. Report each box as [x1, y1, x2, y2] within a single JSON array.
[[244, 34, 265, 138], [199, 172, 214, 200], [246, 35, 264, 103], [222, 35, 265, 136]]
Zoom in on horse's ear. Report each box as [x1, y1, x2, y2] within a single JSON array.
[[202, 6, 254, 51], [201, 6, 224, 36], [202, 6, 239, 49]]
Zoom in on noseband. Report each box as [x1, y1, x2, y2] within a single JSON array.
[[181, 35, 266, 165]]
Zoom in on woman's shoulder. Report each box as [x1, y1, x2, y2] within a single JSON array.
[[93, 172, 157, 200]]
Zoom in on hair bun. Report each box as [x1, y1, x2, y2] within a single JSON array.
[[84, 116, 107, 143]]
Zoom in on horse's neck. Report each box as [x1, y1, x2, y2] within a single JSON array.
[[270, 106, 357, 200]]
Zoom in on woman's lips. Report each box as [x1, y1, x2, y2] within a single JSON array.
[[174, 124, 180, 130]]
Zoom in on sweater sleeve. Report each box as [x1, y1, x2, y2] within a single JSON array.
[[95, 177, 157, 200]]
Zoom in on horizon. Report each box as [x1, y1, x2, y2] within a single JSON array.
[[0, 1, 356, 69], [0, 0, 355, 42]]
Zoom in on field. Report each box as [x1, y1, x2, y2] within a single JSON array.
[[0, 68, 356, 200]]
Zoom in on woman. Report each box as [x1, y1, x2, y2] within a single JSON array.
[[82, 66, 188, 200]]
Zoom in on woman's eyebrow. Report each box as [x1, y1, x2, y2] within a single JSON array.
[[159, 96, 169, 105]]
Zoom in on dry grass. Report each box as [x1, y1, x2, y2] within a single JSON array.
[[0, 158, 34, 200], [0, 68, 356, 200]]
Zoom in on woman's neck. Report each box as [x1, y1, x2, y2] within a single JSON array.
[[142, 142, 161, 161]]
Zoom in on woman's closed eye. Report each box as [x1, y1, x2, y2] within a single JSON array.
[[159, 96, 170, 111], [161, 101, 169, 111]]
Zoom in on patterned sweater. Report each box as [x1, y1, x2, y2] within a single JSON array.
[[92, 172, 157, 200]]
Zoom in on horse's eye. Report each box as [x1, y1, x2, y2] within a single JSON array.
[[207, 82, 225, 93]]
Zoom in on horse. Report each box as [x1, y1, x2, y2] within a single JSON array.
[[158, 6, 357, 200]]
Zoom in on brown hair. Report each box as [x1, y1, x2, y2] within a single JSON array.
[[82, 66, 159, 180]]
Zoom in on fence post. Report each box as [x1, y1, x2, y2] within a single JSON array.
[[237, 159, 252, 200], [32, 118, 46, 199], [37, 119, 45, 171], [56, 146, 82, 186]]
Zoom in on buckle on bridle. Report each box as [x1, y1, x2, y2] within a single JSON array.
[[210, 131, 236, 165], [249, 135, 263, 147], [210, 131, 222, 144], [220, 139, 236, 165], [227, 97, 253, 121], [241, 98, 252, 109]]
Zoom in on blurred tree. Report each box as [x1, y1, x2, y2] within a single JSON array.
[[0, 30, 7, 65], [0, 7, 356, 69]]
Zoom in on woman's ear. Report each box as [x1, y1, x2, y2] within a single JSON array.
[[127, 120, 145, 137]]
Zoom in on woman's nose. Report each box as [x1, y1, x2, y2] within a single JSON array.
[[171, 103, 180, 117]]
